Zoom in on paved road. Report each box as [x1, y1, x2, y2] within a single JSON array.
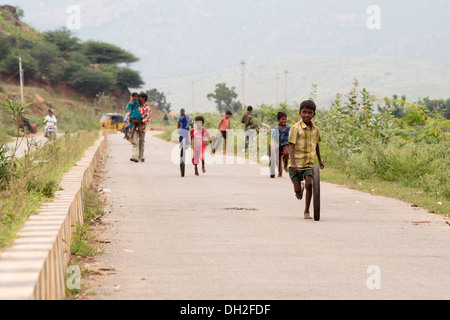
[[4, 133, 60, 157], [80, 132, 450, 300]]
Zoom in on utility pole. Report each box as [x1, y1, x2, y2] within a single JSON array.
[[276, 75, 279, 107], [19, 57, 24, 102], [241, 60, 246, 110], [284, 69, 289, 105], [192, 81, 196, 118]]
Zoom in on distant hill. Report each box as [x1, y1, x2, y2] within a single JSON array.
[[151, 56, 450, 112]]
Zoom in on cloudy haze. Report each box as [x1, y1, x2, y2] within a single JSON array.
[[5, 0, 450, 110]]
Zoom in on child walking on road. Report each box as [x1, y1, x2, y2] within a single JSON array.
[[272, 112, 291, 177], [190, 116, 213, 176], [288, 100, 325, 220]]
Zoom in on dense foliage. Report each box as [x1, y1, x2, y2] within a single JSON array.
[[0, 7, 143, 97]]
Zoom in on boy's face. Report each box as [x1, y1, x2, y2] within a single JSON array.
[[300, 108, 316, 124], [279, 116, 287, 126], [132, 95, 139, 101], [225, 114, 231, 119], [195, 121, 203, 129], [180, 110, 185, 117]]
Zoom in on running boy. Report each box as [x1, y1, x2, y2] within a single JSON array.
[[288, 100, 325, 220], [190, 116, 212, 176], [127, 92, 145, 145], [272, 112, 291, 177], [213, 111, 233, 154]]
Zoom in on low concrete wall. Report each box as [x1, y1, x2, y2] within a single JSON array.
[[0, 134, 106, 300]]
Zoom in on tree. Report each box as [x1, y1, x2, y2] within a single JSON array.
[[15, 6, 24, 19], [30, 41, 61, 78], [115, 67, 144, 92], [81, 41, 139, 65], [418, 97, 450, 120], [145, 88, 172, 113], [1, 52, 38, 78], [379, 94, 408, 119], [69, 67, 116, 97], [43, 28, 80, 57], [207, 83, 242, 114], [0, 36, 10, 61]]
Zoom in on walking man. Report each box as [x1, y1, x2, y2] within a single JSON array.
[[130, 93, 152, 163]]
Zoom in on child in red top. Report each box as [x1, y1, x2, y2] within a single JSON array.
[[190, 116, 212, 176], [213, 111, 232, 155]]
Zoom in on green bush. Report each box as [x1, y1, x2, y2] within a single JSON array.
[[1, 51, 38, 78], [69, 67, 116, 96]]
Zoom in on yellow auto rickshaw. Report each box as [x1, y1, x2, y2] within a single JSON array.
[[100, 113, 125, 130]]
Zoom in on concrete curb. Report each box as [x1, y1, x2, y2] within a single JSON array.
[[0, 133, 106, 300]]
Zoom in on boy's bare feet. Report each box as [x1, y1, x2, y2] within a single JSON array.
[[202, 166, 206, 174], [278, 173, 283, 178], [195, 166, 199, 176], [304, 212, 313, 220], [295, 182, 305, 200]]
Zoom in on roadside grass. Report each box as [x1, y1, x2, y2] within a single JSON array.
[[320, 167, 449, 217], [0, 130, 100, 251], [70, 184, 105, 257], [66, 171, 106, 299]]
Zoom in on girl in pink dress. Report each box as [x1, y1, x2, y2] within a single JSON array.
[[190, 116, 212, 176]]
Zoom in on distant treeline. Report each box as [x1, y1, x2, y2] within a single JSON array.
[[0, 6, 143, 97]]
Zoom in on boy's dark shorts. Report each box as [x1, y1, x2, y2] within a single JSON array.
[[289, 167, 313, 184]]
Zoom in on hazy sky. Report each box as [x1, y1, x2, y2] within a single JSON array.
[[4, 0, 450, 109], [8, 1, 450, 77]]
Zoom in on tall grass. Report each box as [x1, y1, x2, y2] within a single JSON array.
[[0, 98, 100, 250], [315, 80, 449, 214]]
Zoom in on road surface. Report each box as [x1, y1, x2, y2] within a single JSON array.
[[4, 133, 61, 157], [79, 132, 450, 300]]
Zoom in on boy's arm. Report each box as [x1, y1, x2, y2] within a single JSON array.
[[289, 143, 299, 171], [316, 144, 325, 169]]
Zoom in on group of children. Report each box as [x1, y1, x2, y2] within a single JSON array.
[[126, 92, 324, 217], [177, 100, 324, 219]]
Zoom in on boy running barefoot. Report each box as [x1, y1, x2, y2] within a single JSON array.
[[288, 100, 325, 220]]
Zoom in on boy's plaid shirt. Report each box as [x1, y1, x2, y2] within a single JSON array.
[[288, 120, 322, 168]]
